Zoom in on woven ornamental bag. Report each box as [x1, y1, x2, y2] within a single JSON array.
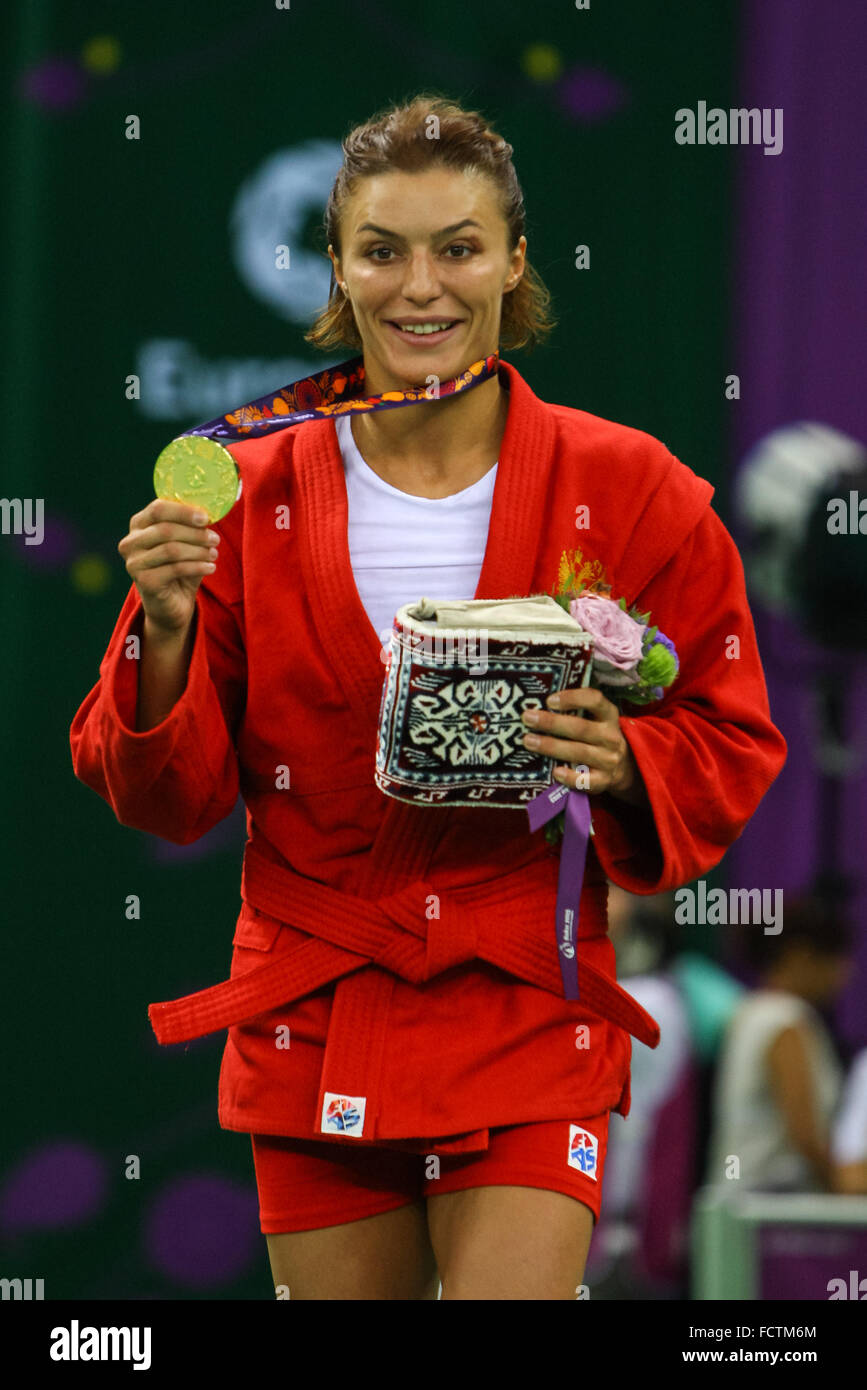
[[375, 595, 595, 809]]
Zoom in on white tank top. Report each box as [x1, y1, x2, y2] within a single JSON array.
[[705, 990, 844, 1192], [335, 412, 497, 650]]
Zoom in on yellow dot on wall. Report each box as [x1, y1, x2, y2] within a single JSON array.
[[80, 35, 122, 74], [522, 44, 563, 83], [70, 554, 112, 595]]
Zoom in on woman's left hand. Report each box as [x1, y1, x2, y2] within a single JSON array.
[[521, 687, 648, 806]]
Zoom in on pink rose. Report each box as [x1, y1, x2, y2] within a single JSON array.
[[569, 593, 644, 685]]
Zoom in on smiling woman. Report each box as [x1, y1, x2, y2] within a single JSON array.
[[70, 90, 787, 1302], [307, 93, 553, 356]]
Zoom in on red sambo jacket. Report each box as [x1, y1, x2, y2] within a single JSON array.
[[69, 358, 787, 1155]]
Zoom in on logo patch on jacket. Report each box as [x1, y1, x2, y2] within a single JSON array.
[[568, 1124, 598, 1180], [321, 1092, 366, 1136], [555, 546, 609, 597]]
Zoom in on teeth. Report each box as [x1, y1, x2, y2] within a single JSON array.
[[396, 322, 455, 335]]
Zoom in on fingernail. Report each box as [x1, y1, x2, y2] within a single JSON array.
[[206, 531, 221, 543], [548, 693, 561, 709], [523, 710, 540, 725], [523, 733, 541, 748], [193, 512, 208, 525]]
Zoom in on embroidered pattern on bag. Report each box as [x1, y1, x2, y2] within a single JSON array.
[[376, 638, 592, 808]]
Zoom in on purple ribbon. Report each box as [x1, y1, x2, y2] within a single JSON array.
[[526, 783, 593, 1000]]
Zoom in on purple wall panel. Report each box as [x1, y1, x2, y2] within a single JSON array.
[[728, 1, 867, 1044]]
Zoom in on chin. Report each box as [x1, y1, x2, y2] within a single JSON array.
[[386, 345, 461, 374]]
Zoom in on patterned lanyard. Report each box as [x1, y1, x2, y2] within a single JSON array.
[[183, 351, 501, 442]]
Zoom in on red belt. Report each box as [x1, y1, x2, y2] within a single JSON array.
[[148, 844, 661, 1049]]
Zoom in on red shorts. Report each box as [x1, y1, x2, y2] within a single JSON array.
[[250, 1113, 609, 1234]]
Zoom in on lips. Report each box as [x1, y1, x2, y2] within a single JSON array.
[[387, 320, 462, 345]]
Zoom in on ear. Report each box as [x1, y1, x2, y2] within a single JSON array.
[[505, 234, 527, 291]]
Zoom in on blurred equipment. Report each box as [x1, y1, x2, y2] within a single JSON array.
[[735, 421, 867, 651], [736, 422, 867, 872]]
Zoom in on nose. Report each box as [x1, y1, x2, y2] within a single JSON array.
[[400, 251, 443, 303]]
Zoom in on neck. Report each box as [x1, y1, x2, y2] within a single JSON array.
[[350, 367, 509, 496]]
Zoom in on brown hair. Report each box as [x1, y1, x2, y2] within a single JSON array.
[[304, 92, 556, 354], [739, 894, 853, 972]]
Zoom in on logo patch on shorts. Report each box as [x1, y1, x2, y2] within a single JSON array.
[[321, 1092, 366, 1136], [567, 1124, 598, 1180]]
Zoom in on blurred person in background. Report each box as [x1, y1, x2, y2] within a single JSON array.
[[832, 1046, 867, 1194], [705, 896, 854, 1193]]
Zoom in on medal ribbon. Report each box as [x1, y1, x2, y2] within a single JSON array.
[[179, 352, 500, 443], [526, 784, 593, 1000]]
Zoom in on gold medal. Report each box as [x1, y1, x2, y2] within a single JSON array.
[[153, 436, 241, 523]]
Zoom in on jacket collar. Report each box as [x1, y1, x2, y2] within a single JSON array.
[[291, 359, 557, 736]]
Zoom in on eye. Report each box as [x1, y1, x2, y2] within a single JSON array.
[[446, 243, 474, 257]]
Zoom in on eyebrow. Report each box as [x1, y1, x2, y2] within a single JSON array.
[[355, 219, 483, 241]]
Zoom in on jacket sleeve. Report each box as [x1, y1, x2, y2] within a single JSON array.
[[589, 505, 787, 893], [69, 537, 246, 844]]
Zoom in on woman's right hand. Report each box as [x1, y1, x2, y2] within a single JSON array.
[[118, 499, 221, 639]]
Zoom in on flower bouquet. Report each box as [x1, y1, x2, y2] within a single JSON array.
[[540, 581, 680, 846]]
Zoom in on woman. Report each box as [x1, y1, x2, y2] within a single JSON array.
[[706, 896, 852, 1194], [70, 93, 787, 1300]]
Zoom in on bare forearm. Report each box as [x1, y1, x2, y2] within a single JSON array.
[[832, 1160, 867, 1194], [793, 1134, 834, 1190], [136, 614, 196, 731]]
